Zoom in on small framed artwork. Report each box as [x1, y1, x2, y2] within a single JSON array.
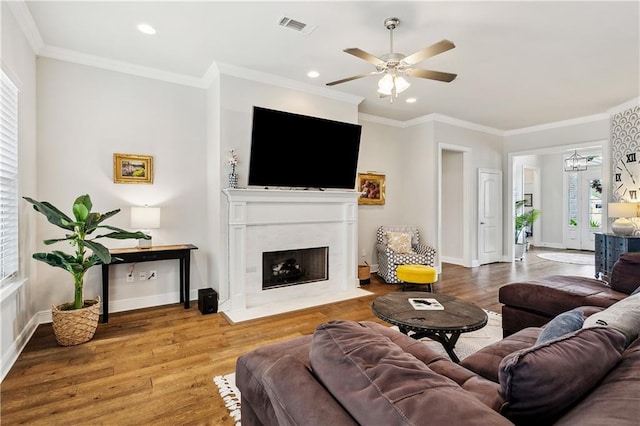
[[113, 153, 153, 184], [358, 173, 386, 205], [524, 193, 533, 207]]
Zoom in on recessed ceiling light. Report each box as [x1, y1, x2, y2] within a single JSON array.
[[405, 97, 417, 104], [307, 71, 320, 78], [137, 23, 156, 35]]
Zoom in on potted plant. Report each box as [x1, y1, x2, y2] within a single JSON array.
[[24, 194, 149, 346], [515, 199, 540, 259]]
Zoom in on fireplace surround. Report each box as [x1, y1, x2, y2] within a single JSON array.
[[222, 188, 370, 322]]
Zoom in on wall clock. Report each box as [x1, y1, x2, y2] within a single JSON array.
[[613, 149, 639, 201]]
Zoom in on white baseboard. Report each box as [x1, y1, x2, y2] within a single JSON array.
[[1, 313, 40, 382]]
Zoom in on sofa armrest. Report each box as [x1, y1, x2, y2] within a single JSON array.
[[610, 252, 640, 294], [413, 244, 436, 259]]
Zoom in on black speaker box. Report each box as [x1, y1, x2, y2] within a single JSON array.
[[198, 288, 218, 315]]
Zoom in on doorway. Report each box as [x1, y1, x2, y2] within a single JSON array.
[[438, 144, 471, 267], [566, 167, 603, 251], [509, 144, 604, 257]]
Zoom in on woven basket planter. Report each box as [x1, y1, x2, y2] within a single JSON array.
[[51, 297, 101, 346]]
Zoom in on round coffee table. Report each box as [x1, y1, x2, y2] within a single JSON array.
[[371, 292, 488, 363]]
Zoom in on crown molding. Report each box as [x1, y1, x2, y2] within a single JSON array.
[[503, 113, 610, 136], [6, 0, 44, 53], [359, 112, 503, 135], [358, 113, 405, 128], [608, 97, 640, 116], [214, 62, 363, 105], [38, 45, 206, 88], [407, 113, 504, 135]]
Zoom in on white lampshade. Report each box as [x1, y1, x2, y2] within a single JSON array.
[[131, 206, 161, 229], [608, 202, 638, 236], [131, 206, 161, 248], [608, 202, 637, 218]]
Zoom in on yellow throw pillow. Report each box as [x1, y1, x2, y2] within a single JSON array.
[[387, 232, 413, 253]]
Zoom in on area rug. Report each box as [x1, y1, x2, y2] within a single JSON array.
[[213, 311, 502, 424], [213, 374, 241, 426], [537, 252, 594, 265]]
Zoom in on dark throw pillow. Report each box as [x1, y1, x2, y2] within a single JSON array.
[[535, 309, 584, 345], [498, 326, 626, 425]]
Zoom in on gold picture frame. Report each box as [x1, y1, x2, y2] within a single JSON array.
[[357, 173, 385, 205], [113, 153, 153, 184]]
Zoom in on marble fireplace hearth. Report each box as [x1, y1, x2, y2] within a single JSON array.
[[221, 188, 371, 323]]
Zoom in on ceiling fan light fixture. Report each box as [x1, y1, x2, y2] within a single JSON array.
[[377, 74, 394, 95], [395, 76, 410, 93], [377, 74, 410, 97]]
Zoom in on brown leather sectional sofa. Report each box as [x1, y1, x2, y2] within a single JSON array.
[[235, 253, 640, 425], [236, 315, 639, 425], [499, 252, 640, 336]]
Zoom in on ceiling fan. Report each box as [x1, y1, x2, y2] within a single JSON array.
[[326, 17, 457, 102]]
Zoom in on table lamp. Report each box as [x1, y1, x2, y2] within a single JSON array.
[[608, 202, 637, 236], [131, 205, 161, 248]]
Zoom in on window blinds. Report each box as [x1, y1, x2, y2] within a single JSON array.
[[0, 70, 19, 286]]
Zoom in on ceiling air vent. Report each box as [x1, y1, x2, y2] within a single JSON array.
[[277, 16, 317, 35]]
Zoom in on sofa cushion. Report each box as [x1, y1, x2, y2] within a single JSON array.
[[553, 336, 640, 426], [386, 231, 414, 253], [609, 252, 640, 294], [535, 309, 584, 345], [498, 326, 626, 425], [583, 293, 640, 346], [310, 320, 512, 426]]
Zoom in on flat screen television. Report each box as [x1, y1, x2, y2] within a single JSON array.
[[248, 106, 362, 190]]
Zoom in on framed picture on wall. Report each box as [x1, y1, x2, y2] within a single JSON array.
[[113, 153, 153, 184], [524, 193, 533, 207], [357, 173, 385, 205]]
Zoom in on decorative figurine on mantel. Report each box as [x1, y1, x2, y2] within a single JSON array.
[[228, 149, 239, 188]]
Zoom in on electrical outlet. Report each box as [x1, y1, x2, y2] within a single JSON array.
[[148, 270, 157, 280], [139, 271, 147, 280], [126, 273, 134, 283]]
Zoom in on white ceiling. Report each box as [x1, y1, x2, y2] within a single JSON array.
[[18, 1, 640, 130]]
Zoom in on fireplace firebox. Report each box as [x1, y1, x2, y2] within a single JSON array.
[[263, 247, 329, 290]]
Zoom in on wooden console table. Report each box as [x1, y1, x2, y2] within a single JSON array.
[[101, 244, 198, 323]]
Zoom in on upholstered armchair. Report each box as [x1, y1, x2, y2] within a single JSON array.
[[376, 225, 437, 284]]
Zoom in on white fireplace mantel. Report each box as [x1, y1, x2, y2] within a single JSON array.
[[221, 188, 369, 322]]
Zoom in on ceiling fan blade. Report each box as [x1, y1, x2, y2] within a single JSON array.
[[402, 39, 455, 65], [326, 71, 379, 86], [343, 48, 385, 66], [406, 68, 457, 82]]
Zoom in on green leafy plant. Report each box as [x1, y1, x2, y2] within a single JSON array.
[[590, 219, 601, 228], [23, 194, 149, 310], [569, 218, 578, 227], [515, 199, 541, 244]]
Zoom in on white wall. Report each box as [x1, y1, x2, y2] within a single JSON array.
[[1, 3, 38, 380], [431, 121, 503, 264], [35, 58, 208, 315], [356, 119, 408, 267]]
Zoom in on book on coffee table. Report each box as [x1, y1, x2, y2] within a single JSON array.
[[409, 298, 444, 310]]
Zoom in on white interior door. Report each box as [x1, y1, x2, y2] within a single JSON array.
[[478, 169, 503, 264]]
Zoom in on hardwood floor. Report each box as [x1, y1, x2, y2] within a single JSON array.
[[1, 247, 595, 425]]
